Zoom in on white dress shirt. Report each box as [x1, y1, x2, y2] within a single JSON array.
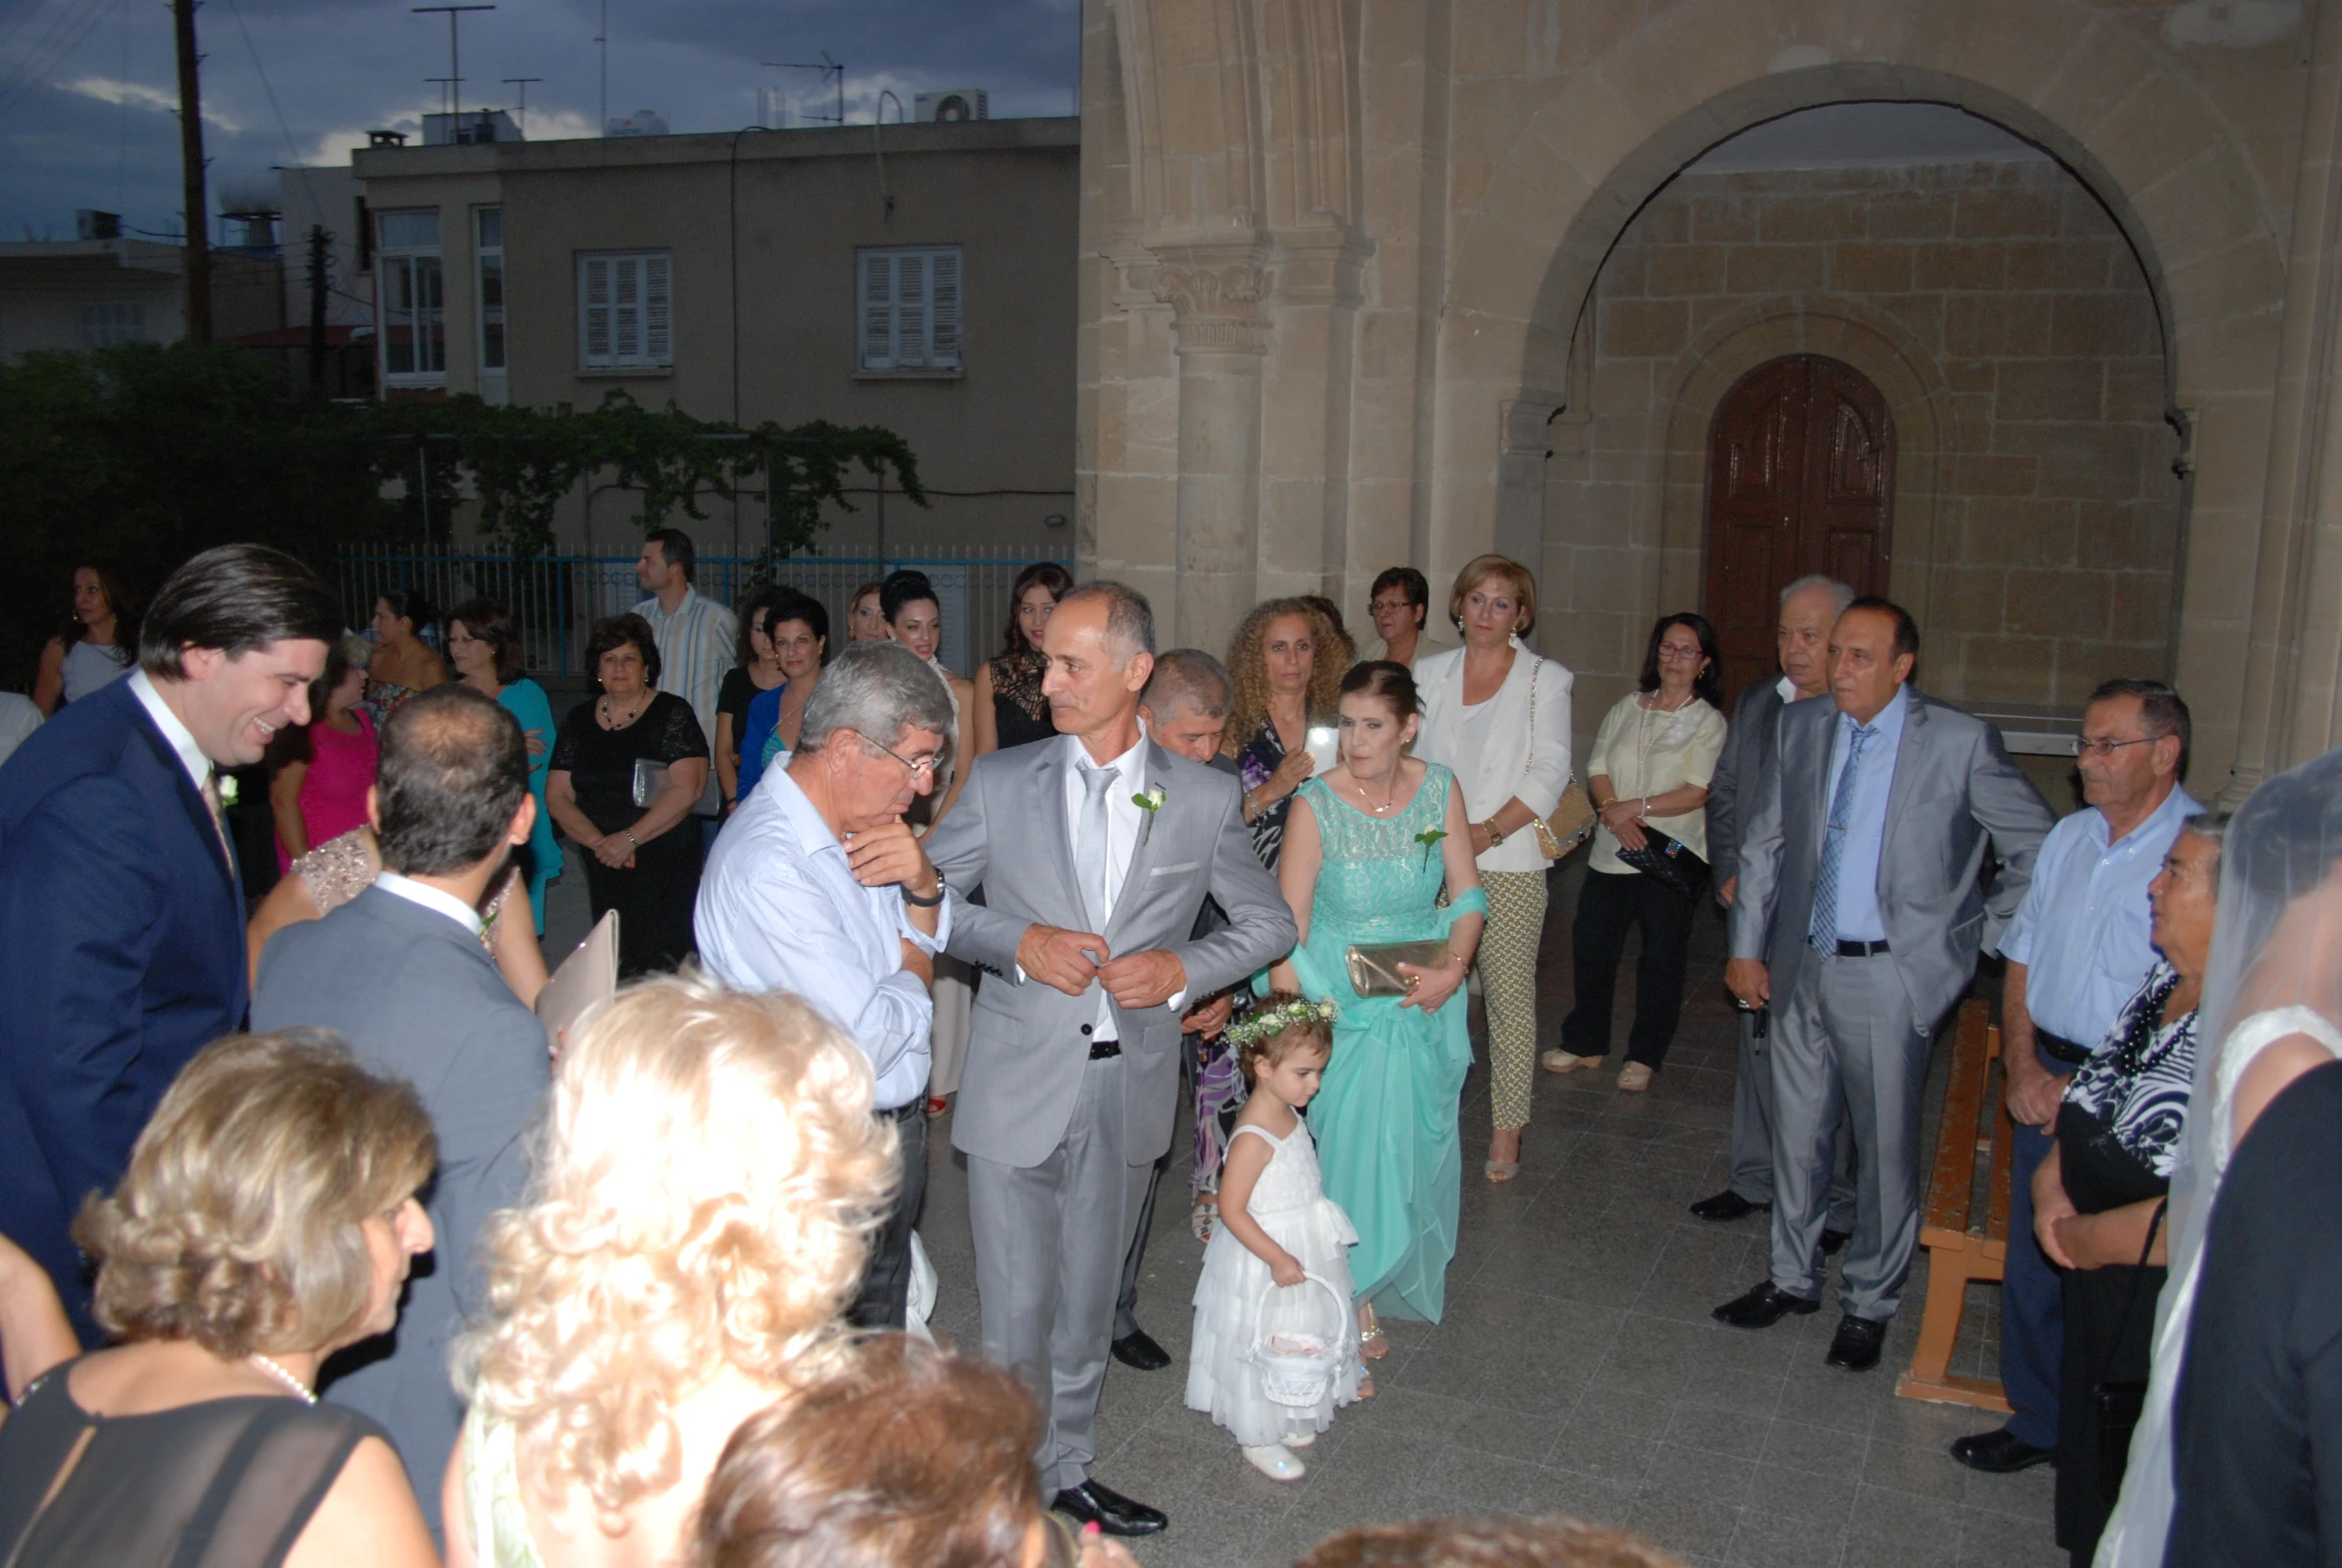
[[129, 668, 211, 793], [1049, 730, 1185, 1038], [694, 767, 951, 1110], [374, 871, 487, 938]]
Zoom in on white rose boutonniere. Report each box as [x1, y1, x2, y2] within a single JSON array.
[[1133, 784, 1167, 844], [215, 775, 240, 807]]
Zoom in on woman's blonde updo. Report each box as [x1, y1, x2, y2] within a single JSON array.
[[75, 1029, 436, 1360], [455, 971, 897, 1522]]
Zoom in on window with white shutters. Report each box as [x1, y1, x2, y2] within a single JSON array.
[[578, 251, 674, 369], [856, 245, 963, 372], [377, 209, 445, 385]]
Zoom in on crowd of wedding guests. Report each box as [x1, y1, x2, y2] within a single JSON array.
[[0, 536, 2339, 1568]]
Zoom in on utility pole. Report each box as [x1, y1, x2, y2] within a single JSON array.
[[306, 224, 329, 391], [173, 0, 211, 344], [502, 75, 540, 133], [412, 5, 493, 122], [595, 0, 607, 134]]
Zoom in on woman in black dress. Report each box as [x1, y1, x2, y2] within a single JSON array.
[[2034, 814, 2222, 1564], [970, 560, 1072, 757], [1225, 596, 1352, 870], [546, 614, 710, 978]]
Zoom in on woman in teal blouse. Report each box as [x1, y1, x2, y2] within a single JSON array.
[[448, 598, 565, 933]]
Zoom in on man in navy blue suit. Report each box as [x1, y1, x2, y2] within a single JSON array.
[[0, 542, 341, 1338]]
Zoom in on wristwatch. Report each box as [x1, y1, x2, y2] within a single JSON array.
[[1481, 820, 1506, 848], [902, 866, 947, 908]]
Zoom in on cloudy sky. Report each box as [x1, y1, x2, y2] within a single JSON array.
[[0, 0, 1079, 241]]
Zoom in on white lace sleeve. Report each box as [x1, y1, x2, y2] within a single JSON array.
[[2210, 1006, 2342, 1176]]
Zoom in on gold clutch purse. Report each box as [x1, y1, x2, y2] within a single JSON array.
[[1344, 941, 1453, 999]]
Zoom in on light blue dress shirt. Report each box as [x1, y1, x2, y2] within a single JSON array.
[[1998, 783, 2202, 1047], [1821, 683, 1910, 944], [693, 767, 950, 1110]]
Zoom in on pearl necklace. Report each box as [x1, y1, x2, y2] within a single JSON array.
[[249, 1351, 316, 1403]]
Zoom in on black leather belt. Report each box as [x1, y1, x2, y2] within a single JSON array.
[[1834, 938, 1891, 958], [1089, 1039, 1122, 1061], [2036, 1030, 2090, 1068], [877, 1100, 923, 1123]]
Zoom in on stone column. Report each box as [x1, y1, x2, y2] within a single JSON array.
[[1258, 222, 1371, 605], [1154, 243, 1273, 654]]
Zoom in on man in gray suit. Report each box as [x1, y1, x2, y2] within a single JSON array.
[[1694, 575, 1857, 1243], [254, 684, 548, 1535], [927, 586, 1295, 1537], [1714, 598, 2052, 1372]]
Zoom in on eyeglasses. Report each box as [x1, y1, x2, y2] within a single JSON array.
[[858, 732, 941, 779], [1655, 644, 1706, 660], [2072, 736, 2158, 759]]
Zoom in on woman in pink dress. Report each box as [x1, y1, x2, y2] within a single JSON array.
[[270, 637, 380, 873]]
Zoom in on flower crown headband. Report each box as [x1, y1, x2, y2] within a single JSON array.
[[1225, 997, 1338, 1050]]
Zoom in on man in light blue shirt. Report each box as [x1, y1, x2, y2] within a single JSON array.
[[695, 640, 956, 1328], [1952, 679, 2199, 1476], [1819, 680, 1910, 944], [635, 527, 737, 832]]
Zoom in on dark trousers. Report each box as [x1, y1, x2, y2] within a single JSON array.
[[2000, 1091, 2065, 1449], [1561, 867, 1699, 1070], [1114, 1028, 1198, 1340], [848, 1102, 928, 1330]]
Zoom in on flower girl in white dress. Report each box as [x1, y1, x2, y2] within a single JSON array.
[[1185, 994, 1367, 1481]]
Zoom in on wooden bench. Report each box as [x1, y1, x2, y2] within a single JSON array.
[[1898, 998, 2016, 1412]]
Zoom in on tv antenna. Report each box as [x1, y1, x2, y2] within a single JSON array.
[[765, 52, 843, 125], [413, 5, 494, 121], [425, 76, 459, 118], [502, 75, 541, 131]]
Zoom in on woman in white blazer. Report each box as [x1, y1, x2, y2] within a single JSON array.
[[1413, 554, 1573, 1181]]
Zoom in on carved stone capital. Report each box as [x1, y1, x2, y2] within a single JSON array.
[[1151, 245, 1274, 356]]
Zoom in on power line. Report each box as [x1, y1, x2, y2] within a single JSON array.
[[222, 0, 304, 168], [0, 0, 112, 119]]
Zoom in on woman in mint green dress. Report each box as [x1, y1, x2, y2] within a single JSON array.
[[1272, 661, 1485, 1357]]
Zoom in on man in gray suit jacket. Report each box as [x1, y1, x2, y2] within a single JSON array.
[[926, 586, 1295, 1537], [1694, 575, 1857, 1239], [254, 685, 548, 1537], [1715, 599, 2052, 1373]]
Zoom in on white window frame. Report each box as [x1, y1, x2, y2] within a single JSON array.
[[857, 245, 962, 373], [474, 207, 506, 375], [76, 301, 145, 349], [577, 251, 672, 370], [377, 209, 445, 386]]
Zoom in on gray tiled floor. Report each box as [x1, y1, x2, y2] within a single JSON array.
[[913, 863, 2061, 1568], [540, 856, 2061, 1566]]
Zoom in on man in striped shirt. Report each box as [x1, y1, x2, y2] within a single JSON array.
[[634, 528, 737, 830]]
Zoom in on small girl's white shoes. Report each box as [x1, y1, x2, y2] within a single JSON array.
[[1241, 1443, 1306, 1481], [1282, 1427, 1317, 1448]]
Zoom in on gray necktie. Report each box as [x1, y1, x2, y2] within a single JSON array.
[[1076, 760, 1119, 931]]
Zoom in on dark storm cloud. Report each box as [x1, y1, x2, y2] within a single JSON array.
[[0, 0, 1075, 240]]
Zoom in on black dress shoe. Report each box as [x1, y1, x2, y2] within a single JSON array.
[[1689, 1188, 1770, 1222], [1951, 1427, 2055, 1473], [1111, 1327, 1171, 1371], [1821, 1226, 1853, 1256], [1825, 1313, 1889, 1371], [1712, 1280, 1822, 1329], [1053, 1479, 1168, 1537]]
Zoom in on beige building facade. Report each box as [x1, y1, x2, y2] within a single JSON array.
[[354, 118, 1079, 558], [1078, 0, 2342, 800]]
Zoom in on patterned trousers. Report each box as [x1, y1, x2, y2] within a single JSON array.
[[1477, 870, 1549, 1132]]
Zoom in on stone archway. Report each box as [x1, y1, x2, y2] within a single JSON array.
[[1436, 6, 2289, 777]]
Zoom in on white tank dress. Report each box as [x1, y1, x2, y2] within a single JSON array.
[[1186, 1119, 1365, 1446]]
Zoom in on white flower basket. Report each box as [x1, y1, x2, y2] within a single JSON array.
[[1242, 1270, 1350, 1407]]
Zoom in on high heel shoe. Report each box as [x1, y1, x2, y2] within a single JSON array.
[[1484, 1130, 1523, 1182]]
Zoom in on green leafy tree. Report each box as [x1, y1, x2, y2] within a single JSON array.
[[2, 344, 924, 689]]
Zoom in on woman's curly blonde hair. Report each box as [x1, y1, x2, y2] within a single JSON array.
[[75, 1029, 436, 1360], [1222, 597, 1354, 758], [453, 972, 897, 1524]]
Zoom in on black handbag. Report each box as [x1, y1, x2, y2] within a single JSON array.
[[2091, 1200, 2167, 1505], [1616, 826, 1709, 897]]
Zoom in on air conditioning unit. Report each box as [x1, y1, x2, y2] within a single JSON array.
[[915, 88, 989, 123]]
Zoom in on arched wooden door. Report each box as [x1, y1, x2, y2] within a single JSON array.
[[1702, 355, 1896, 701]]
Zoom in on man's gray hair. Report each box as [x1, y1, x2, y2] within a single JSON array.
[[796, 640, 958, 758], [1142, 648, 1231, 720], [1062, 580, 1156, 662], [1780, 574, 1857, 614]]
